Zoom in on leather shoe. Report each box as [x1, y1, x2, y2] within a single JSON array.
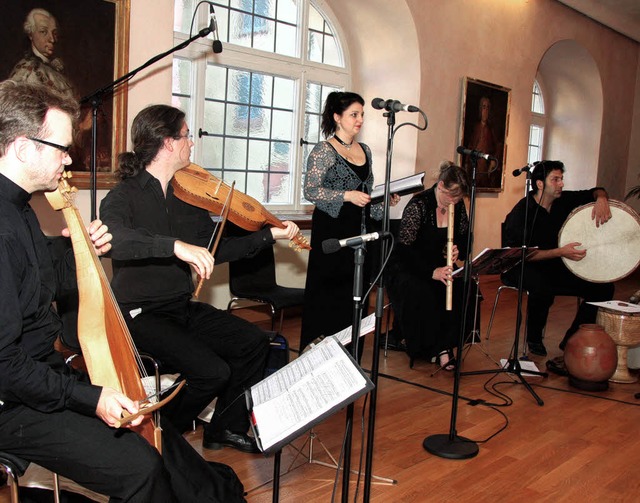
[[203, 429, 260, 453], [528, 342, 547, 356], [546, 356, 569, 376]]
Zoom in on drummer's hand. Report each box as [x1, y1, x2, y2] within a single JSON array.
[[592, 195, 611, 228], [270, 221, 299, 241], [433, 265, 453, 285], [561, 241, 587, 261], [174, 240, 215, 279]]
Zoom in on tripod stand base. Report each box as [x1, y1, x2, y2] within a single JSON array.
[[423, 434, 479, 459]]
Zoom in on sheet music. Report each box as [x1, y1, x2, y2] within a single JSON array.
[[588, 300, 640, 314], [370, 172, 425, 202], [326, 312, 377, 346], [249, 337, 371, 451]]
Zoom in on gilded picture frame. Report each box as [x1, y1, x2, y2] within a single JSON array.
[[2, 0, 130, 189], [458, 77, 511, 193]]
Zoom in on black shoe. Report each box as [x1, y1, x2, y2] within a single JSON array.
[[528, 342, 547, 357], [546, 356, 569, 376], [203, 429, 260, 453]]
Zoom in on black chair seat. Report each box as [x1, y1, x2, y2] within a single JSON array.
[[0, 452, 30, 477]]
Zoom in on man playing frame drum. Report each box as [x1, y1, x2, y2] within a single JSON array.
[[502, 160, 615, 366]]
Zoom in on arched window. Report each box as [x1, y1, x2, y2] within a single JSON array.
[[528, 79, 545, 164], [172, 0, 348, 210]]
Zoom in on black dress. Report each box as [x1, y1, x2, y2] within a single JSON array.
[[386, 185, 473, 362], [300, 148, 372, 350]]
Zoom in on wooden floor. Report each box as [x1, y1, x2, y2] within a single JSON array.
[[191, 270, 640, 503], [2, 271, 639, 502]]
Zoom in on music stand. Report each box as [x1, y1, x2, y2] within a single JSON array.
[[454, 248, 530, 366]]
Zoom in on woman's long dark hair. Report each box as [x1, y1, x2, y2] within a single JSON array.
[[116, 104, 185, 179]]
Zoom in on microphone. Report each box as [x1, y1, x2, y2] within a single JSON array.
[[209, 4, 223, 53], [371, 98, 419, 113], [512, 164, 532, 177], [322, 231, 392, 254], [456, 146, 495, 161]]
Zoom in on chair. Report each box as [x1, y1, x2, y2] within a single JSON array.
[[226, 225, 305, 333], [0, 452, 60, 503]]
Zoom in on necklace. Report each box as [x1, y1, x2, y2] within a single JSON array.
[[436, 187, 447, 214], [334, 135, 353, 150]]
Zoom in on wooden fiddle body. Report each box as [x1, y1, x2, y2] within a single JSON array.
[[171, 163, 310, 251]]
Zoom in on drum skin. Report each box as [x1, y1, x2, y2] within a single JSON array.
[[558, 200, 640, 283]]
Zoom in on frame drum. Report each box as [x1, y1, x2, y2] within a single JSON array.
[[558, 200, 640, 283]]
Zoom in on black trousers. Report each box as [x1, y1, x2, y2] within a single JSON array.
[[503, 260, 614, 345], [124, 299, 269, 435], [0, 404, 243, 502]]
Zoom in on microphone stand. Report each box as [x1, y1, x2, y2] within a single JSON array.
[[459, 170, 547, 399], [80, 26, 214, 219], [340, 239, 366, 503], [424, 162, 546, 460], [361, 109, 396, 501], [422, 152, 480, 459]]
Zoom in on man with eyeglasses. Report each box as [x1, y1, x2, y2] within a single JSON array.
[[502, 160, 614, 365], [0, 81, 245, 502]]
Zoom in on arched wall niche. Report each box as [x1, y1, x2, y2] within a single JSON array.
[[537, 39, 603, 189]]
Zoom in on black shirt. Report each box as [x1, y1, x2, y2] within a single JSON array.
[[99, 169, 275, 310], [0, 173, 100, 414], [503, 188, 599, 252]]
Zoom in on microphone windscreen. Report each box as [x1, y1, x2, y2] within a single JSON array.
[[213, 41, 223, 53], [322, 239, 341, 254]]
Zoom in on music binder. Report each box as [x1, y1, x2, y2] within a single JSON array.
[[370, 172, 425, 203], [452, 247, 538, 277], [245, 336, 374, 454]]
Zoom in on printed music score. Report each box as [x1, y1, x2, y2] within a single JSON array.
[[246, 336, 373, 453], [588, 300, 640, 314], [370, 172, 425, 203]]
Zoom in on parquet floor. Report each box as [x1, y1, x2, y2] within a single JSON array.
[[192, 270, 640, 502], [2, 272, 639, 502]]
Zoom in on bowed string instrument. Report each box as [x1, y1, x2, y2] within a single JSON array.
[[171, 163, 311, 252], [45, 173, 184, 453]]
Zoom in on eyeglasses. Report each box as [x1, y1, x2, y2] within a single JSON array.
[[175, 133, 193, 140], [28, 137, 72, 154]]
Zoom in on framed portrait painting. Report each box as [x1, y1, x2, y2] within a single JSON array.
[[1, 0, 130, 189], [458, 77, 511, 192]]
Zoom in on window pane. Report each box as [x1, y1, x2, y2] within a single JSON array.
[[323, 34, 341, 67], [203, 101, 225, 134], [172, 58, 192, 96], [205, 65, 227, 101], [174, 0, 195, 33], [249, 107, 271, 138], [228, 69, 250, 104], [202, 136, 223, 168], [273, 78, 294, 110], [271, 110, 293, 140], [253, 18, 276, 52], [277, 0, 297, 24], [308, 5, 324, 31], [226, 104, 249, 136], [532, 80, 544, 114], [250, 74, 273, 106], [224, 137, 248, 170], [247, 139, 270, 170], [275, 22, 297, 57], [528, 125, 544, 164]]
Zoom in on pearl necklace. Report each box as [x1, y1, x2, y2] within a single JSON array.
[[334, 135, 353, 150]]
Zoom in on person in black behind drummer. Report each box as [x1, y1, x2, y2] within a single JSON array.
[[502, 160, 615, 365]]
